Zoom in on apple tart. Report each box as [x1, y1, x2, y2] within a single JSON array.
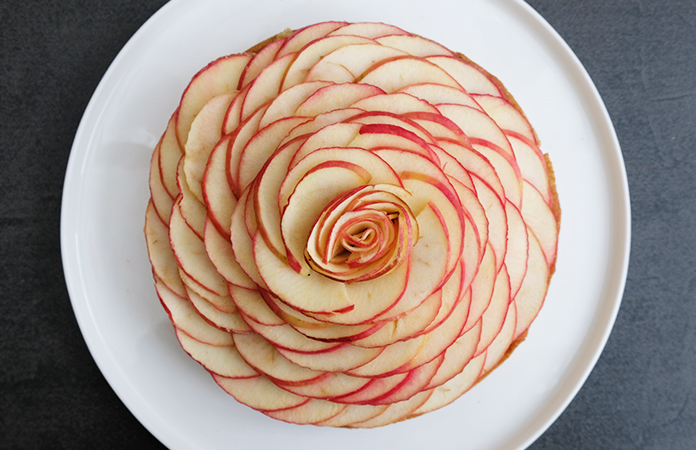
[[144, 21, 560, 428]]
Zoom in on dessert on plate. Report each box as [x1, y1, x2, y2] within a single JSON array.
[[144, 21, 560, 428]]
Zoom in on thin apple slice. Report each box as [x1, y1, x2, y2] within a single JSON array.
[[471, 175, 507, 273], [483, 299, 517, 373], [282, 35, 376, 90], [175, 329, 258, 379], [472, 93, 536, 144], [357, 56, 462, 93], [437, 139, 505, 202], [203, 218, 255, 290], [154, 277, 233, 347], [331, 372, 409, 404], [186, 286, 251, 334], [279, 372, 371, 399], [305, 43, 408, 84], [351, 92, 440, 116], [316, 404, 389, 427], [474, 265, 511, 357], [175, 160, 206, 240], [275, 21, 349, 59], [426, 55, 503, 97], [226, 103, 269, 196], [508, 132, 553, 205], [229, 284, 283, 326], [328, 22, 410, 38], [504, 201, 529, 298], [408, 352, 485, 417], [264, 399, 346, 424], [169, 200, 228, 298], [144, 201, 186, 298], [423, 320, 482, 390], [229, 188, 266, 288], [259, 80, 331, 127], [376, 34, 456, 57], [241, 52, 296, 121], [471, 139, 523, 209], [346, 390, 432, 428], [183, 91, 237, 203], [212, 373, 309, 412], [512, 229, 550, 340], [295, 83, 385, 117], [236, 115, 310, 193], [238, 36, 287, 89], [436, 103, 514, 159], [158, 112, 183, 199], [275, 338, 385, 374], [368, 355, 444, 405], [233, 333, 327, 385], [463, 242, 497, 334], [149, 143, 176, 226], [176, 53, 252, 148], [398, 83, 483, 111], [201, 135, 236, 239], [520, 180, 559, 267]]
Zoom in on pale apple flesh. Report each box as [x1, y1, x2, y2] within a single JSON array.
[[144, 21, 560, 428]]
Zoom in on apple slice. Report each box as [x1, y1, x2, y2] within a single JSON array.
[[423, 320, 482, 390], [158, 112, 183, 199], [504, 201, 529, 299], [176, 53, 252, 148], [183, 91, 237, 203], [350, 92, 440, 116], [474, 265, 511, 357], [279, 372, 371, 399], [367, 355, 444, 405], [185, 286, 251, 334], [175, 329, 258, 379], [520, 180, 559, 267], [148, 143, 175, 226], [512, 229, 550, 340], [212, 373, 308, 412], [278, 342, 384, 374], [238, 36, 287, 89], [305, 43, 408, 84], [259, 80, 330, 128], [282, 35, 376, 90], [144, 201, 186, 298], [201, 135, 236, 239], [295, 82, 385, 117], [408, 352, 485, 417], [398, 83, 483, 111], [357, 56, 462, 93], [316, 404, 389, 427], [482, 299, 517, 373], [240, 52, 296, 121], [328, 22, 410, 38], [154, 277, 233, 347], [264, 399, 346, 424], [472, 93, 536, 144], [376, 34, 456, 57], [346, 390, 432, 428], [275, 21, 349, 59], [508, 132, 553, 206], [426, 55, 503, 97]]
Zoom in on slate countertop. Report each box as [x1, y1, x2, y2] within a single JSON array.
[[1, 1, 694, 448]]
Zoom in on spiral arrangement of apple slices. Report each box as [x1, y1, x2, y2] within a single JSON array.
[[144, 21, 560, 428]]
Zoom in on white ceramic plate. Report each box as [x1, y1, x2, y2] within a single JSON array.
[[61, 0, 630, 448]]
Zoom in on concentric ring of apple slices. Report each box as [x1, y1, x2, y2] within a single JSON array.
[[144, 21, 560, 428]]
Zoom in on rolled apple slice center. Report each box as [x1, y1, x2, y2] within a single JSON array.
[[306, 185, 418, 283]]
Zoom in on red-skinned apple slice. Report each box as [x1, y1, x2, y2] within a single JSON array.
[[278, 342, 384, 373], [275, 21, 349, 59], [149, 143, 175, 226], [226, 103, 269, 196], [512, 229, 550, 340], [241, 52, 296, 121], [154, 277, 233, 347], [398, 83, 483, 111], [474, 264, 511, 357], [183, 91, 237, 203], [282, 35, 376, 90], [328, 22, 410, 39], [175, 160, 206, 240], [169, 200, 228, 298], [279, 372, 371, 399], [483, 299, 517, 373], [350, 92, 440, 116], [233, 333, 327, 385], [426, 55, 503, 97], [238, 36, 287, 89], [144, 201, 186, 298], [186, 286, 251, 334], [504, 201, 529, 298], [520, 180, 559, 267], [263, 399, 347, 424], [176, 53, 252, 148], [201, 135, 236, 239], [462, 242, 497, 334], [423, 320, 482, 390], [472, 93, 536, 144], [470, 139, 523, 209], [295, 82, 385, 117], [409, 352, 485, 417], [158, 112, 183, 199], [212, 373, 308, 412], [376, 34, 456, 57], [367, 355, 444, 405], [316, 404, 389, 427], [346, 390, 432, 428], [204, 218, 256, 290], [357, 56, 463, 93], [331, 372, 410, 404], [175, 329, 258, 379], [259, 80, 331, 128], [305, 43, 408, 84], [508, 132, 553, 206]]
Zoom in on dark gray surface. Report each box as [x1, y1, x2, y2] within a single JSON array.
[[1, 0, 694, 448]]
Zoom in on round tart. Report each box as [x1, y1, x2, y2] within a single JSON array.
[[144, 21, 560, 428]]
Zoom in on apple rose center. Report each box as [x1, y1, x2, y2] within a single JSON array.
[[305, 184, 419, 282]]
